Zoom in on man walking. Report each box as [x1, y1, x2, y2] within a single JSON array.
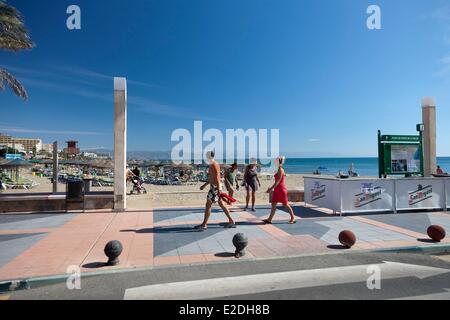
[[224, 162, 239, 199], [195, 151, 235, 231]]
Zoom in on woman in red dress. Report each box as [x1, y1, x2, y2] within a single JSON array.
[[263, 156, 297, 224]]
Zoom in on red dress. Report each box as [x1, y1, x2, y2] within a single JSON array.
[[272, 173, 288, 205]]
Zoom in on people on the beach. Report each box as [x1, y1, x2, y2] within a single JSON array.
[[126, 165, 134, 181], [263, 156, 296, 224], [132, 166, 141, 178], [195, 151, 235, 231], [224, 163, 239, 199], [436, 165, 446, 175], [243, 158, 261, 212]]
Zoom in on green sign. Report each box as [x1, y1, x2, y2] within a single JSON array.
[[378, 129, 424, 178], [380, 135, 421, 143]]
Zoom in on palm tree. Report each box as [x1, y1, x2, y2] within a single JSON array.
[[0, 1, 34, 101]]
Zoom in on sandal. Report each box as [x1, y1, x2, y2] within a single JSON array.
[[289, 220, 297, 224], [224, 223, 237, 229], [262, 219, 272, 224], [194, 225, 208, 231]]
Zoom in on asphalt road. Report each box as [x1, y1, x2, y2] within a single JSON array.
[[6, 251, 450, 300]]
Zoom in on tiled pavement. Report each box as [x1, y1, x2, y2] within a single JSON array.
[[0, 205, 450, 281]]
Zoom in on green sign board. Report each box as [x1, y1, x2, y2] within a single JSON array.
[[378, 130, 424, 178], [380, 135, 421, 143]]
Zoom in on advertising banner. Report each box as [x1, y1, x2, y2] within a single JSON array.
[[396, 179, 446, 210], [304, 177, 340, 212], [340, 180, 395, 213]]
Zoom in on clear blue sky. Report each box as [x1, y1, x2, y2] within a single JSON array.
[[1, 0, 450, 157]]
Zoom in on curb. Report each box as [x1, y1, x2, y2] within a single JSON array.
[[374, 243, 450, 254], [0, 274, 68, 293]]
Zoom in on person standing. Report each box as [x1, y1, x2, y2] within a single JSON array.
[[132, 166, 141, 178], [224, 163, 239, 199], [263, 156, 296, 224], [243, 158, 261, 212], [195, 151, 235, 231]]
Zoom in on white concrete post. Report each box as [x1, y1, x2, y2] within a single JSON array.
[[114, 77, 127, 211], [422, 97, 437, 177]]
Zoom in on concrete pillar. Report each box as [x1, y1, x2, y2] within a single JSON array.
[[114, 77, 127, 211], [422, 97, 437, 177], [52, 141, 58, 194]]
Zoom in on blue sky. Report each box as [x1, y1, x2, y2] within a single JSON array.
[[1, 0, 450, 157]]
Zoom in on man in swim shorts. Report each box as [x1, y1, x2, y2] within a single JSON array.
[[195, 151, 236, 231]]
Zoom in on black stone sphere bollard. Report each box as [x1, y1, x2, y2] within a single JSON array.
[[338, 230, 356, 248], [427, 225, 446, 242], [232, 233, 248, 258], [104, 240, 123, 266]]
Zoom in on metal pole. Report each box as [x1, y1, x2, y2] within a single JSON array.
[[53, 141, 58, 194]]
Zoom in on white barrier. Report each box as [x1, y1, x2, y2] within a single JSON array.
[[395, 178, 445, 211], [304, 176, 450, 214], [304, 178, 340, 212], [445, 178, 450, 210], [340, 179, 395, 213]]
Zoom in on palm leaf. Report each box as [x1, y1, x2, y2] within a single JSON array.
[[0, 2, 34, 51], [0, 68, 28, 100]]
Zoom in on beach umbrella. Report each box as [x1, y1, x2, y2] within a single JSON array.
[[87, 159, 114, 169], [0, 158, 34, 168], [0, 158, 34, 182]]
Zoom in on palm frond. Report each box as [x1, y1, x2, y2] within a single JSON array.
[[0, 68, 28, 100], [0, 2, 34, 51]]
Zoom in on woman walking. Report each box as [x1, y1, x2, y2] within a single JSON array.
[[243, 158, 261, 211], [263, 156, 296, 224]]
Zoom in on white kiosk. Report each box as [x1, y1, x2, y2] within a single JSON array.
[[304, 176, 450, 215]]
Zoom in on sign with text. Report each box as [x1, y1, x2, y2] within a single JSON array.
[[341, 180, 394, 213], [304, 178, 340, 212], [396, 179, 445, 210]]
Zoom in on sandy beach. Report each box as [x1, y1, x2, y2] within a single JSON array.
[[136, 173, 305, 208], [2, 170, 305, 209]]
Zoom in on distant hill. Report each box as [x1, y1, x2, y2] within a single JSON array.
[[127, 150, 172, 160], [89, 149, 172, 160]]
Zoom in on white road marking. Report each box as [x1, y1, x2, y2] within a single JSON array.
[[393, 289, 450, 300], [124, 261, 450, 300]]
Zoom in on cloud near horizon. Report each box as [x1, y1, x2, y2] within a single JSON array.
[[9, 64, 222, 121], [0, 126, 103, 136]]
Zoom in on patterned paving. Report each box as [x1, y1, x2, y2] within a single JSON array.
[[0, 233, 47, 268], [366, 212, 450, 235], [0, 214, 77, 230], [0, 207, 449, 281]]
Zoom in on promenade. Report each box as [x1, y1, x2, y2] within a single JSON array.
[[1, 205, 450, 282]]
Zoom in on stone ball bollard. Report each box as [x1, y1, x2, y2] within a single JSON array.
[[338, 230, 356, 248], [104, 240, 123, 266], [427, 225, 446, 242], [232, 233, 248, 258]]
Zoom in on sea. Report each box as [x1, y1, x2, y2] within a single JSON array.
[[279, 157, 450, 177]]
